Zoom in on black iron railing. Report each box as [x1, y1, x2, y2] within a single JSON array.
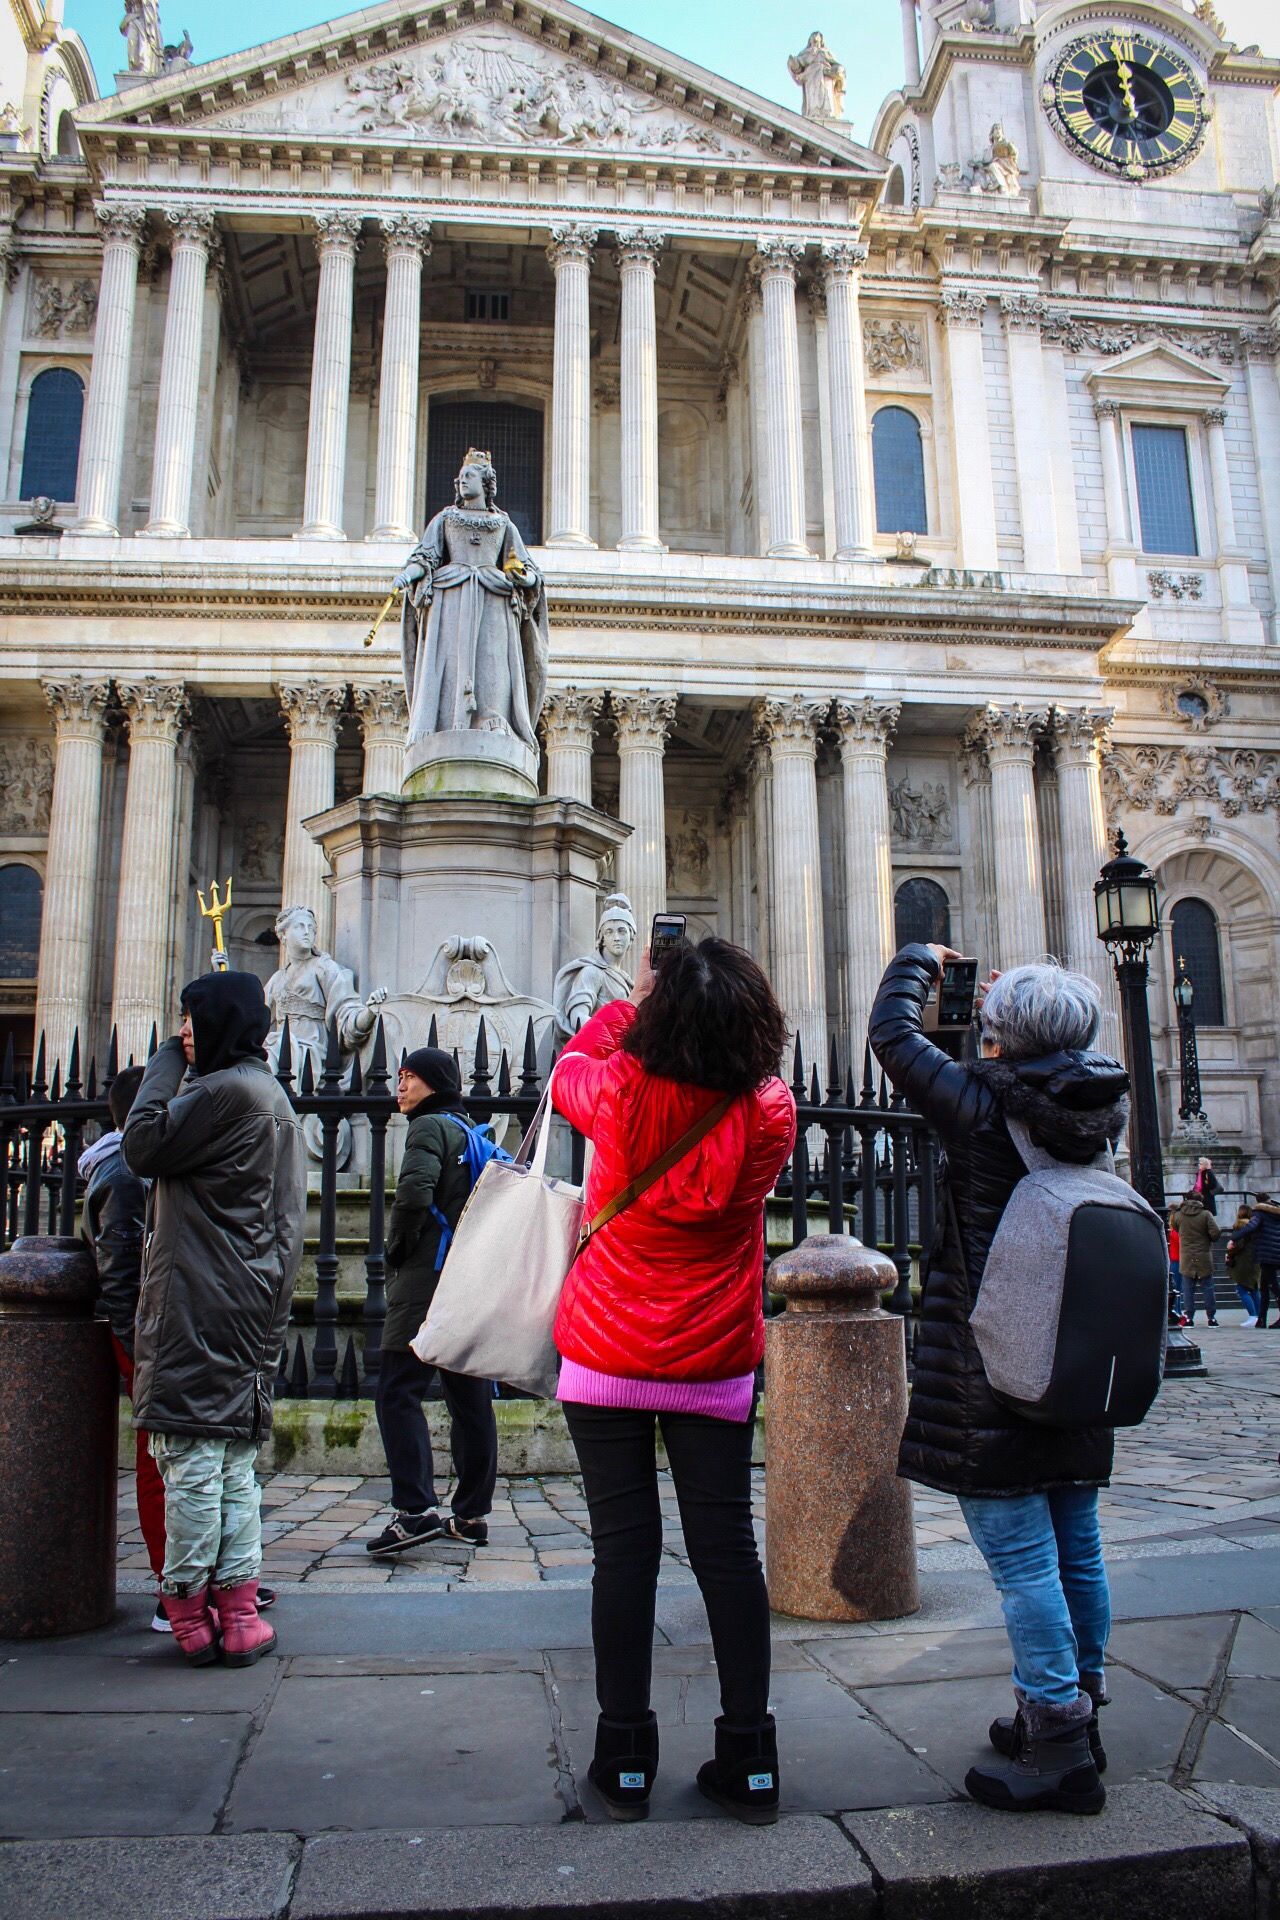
[[1, 1017, 933, 1398]]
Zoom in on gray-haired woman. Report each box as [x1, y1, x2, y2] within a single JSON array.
[[870, 944, 1131, 1817]]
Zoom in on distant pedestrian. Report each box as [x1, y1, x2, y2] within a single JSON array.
[[551, 939, 795, 1825], [123, 972, 305, 1667], [366, 1048, 498, 1558], [1169, 1189, 1221, 1326], [1228, 1192, 1280, 1329], [872, 947, 1133, 1816], [1167, 1219, 1184, 1324], [1194, 1157, 1222, 1216], [1226, 1205, 1261, 1325]]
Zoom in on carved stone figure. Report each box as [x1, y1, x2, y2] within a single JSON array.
[[162, 30, 194, 73], [665, 811, 712, 892], [238, 816, 278, 882], [395, 448, 549, 760], [889, 774, 953, 848], [788, 32, 846, 121], [0, 735, 54, 832], [120, 0, 162, 76], [32, 279, 98, 337], [265, 904, 387, 1159], [402, 934, 558, 1085], [553, 893, 637, 1040], [972, 123, 1022, 196], [864, 318, 924, 375]]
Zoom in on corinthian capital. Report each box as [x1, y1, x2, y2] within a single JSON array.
[[547, 224, 599, 270], [939, 288, 986, 330], [279, 679, 346, 745], [163, 207, 217, 251], [118, 678, 189, 744], [380, 214, 432, 259], [833, 696, 900, 756], [999, 291, 1048, 332], [818, 241, 869, 282], [754, 693, 830, 754], [973, 701, 1050, 759], [353, 681, 407, 742], [612, 689, 677, 750], [42, 675, 111, 738], [613, 226, 666, 271], [1052, 705, 1114, 762], [94, 204, 147, 250], [753, 236, 806, 280], [543, 685, 604, 747], [313, 211, 363, 254]]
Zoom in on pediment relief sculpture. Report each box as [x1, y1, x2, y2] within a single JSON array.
[[199, 27, 756, 161]]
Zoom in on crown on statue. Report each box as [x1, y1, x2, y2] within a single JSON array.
[[463, 446, 494, 467]]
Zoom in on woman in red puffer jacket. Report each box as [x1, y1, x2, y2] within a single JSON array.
[[551, 937, 795, 1827]]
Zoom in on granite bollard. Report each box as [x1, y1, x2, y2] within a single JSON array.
[[766, 1232, 919, 1621], [0, 1235, 118, 1636]]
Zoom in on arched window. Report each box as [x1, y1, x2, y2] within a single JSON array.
[[1170, 897, 1225, 1027], [56, 112, 80, 159], [19, 367, 84, 502], [872, 405, 927, 536], [884, 165, 906, 209], [424, 398, 543, 545], [0, 865, 42, 978], [894, 877, 951, 950]]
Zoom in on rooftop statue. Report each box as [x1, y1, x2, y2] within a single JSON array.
[[120, 0, 163, 76], [788, 32, 847, 123], [553, 892, 637, 1040]]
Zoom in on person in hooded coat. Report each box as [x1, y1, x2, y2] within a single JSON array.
[[123, 971, 306, 1668], [870, 945, 1132, 1818]]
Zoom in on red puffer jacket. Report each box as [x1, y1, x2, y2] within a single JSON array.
[[550, 999, 796, 1380]]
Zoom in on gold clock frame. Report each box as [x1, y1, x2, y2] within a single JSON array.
[[1041, 29, 1208, 182]]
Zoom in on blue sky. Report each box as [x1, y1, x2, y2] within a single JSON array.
[[64, 0, 1278, 140]]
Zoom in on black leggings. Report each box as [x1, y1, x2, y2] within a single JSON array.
[[563, 1401, 770, 1726]]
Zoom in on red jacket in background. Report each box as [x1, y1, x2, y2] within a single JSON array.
[[550, 999, 797, 1381]]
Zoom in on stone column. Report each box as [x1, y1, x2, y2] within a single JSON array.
[[278, 680, 346, 950], [546, 224, 598, 549], [542, 686, 603, 804], [1052, 705, 1118, 1034], [754, 240, 811, 559], [112, 680, 189, 1061], [1203, 405, 1253, 620], [72, 206, 147, 536], [834, 697, 900, 1050], [756, 695, 829, 1065], [1041, 327, 1083, 575], [144, 209, 217, 536], [819, 243, 876, 560], [976, 703, 1050, 968], [1000, 293, 1059, 574], [747, 729, 774, 970], [939, 288, 998, 570], [615, 227, 665, 553], [1242, 326, 1280, 616], [1093, 398, 1140, 595], [354, 681, 407, 796], [613, 690, 676, 943], [34, 678, 111, 1075], [298, 212, 362, 541], [960, 727, 999, 971], [370, 216, 430, 542], [900, 0, 922, 84]]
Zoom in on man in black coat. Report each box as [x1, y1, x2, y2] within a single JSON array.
[[1230, 1192, 1280, 1329], [366, 1047, 498, 1559], [124, 971, 305, 1667]]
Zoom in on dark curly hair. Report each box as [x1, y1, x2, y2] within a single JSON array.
[[622, 937, 788, 1093]]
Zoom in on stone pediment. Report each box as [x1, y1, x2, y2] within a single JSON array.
[[76, 0, 884, 175], [1087, 341, 1230, 408]]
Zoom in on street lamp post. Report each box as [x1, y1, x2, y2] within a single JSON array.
[[1094, 831, 1205, 1378], [1173, 959, 1207, 1126]]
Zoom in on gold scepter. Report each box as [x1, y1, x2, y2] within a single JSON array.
[[197, 878, 232, 972], [363, 589, 401, 648]]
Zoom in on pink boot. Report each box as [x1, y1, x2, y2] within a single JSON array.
[[163, 1586, 219, 1667], [213, 1580, 277, 1667]]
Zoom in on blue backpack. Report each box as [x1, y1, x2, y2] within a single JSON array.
[[430, 1114, 513, 1270]]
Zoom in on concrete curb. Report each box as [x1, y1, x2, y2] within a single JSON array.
[[0, 1784, 1271, 1920]]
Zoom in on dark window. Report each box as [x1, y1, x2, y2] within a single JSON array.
[[1131, 423, 1198, 556], [0, 865, 42, 978], [19, 367, 84, 502], [1170, 897, 1224, 1026], [884, 165, 906, 209], [465, 290, 510, 322], [894, 877, 951, 950], [872, 405, 927, 535], [425, 398, 543, 546], [56, 112, 79, 159]]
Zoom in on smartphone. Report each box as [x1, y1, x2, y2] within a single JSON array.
[[650, 913, 687, 963], [923, 958, 979, 1033]]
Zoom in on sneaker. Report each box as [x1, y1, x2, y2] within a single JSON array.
[[150, 1599, 173, 1634], [1207, 1318, 1219, 1327], [1242, 1317, 1258, 1328], [446, 1515, 489, 1547], [256, 1585, 277, 1612], [366, 1510, 445, 1557]]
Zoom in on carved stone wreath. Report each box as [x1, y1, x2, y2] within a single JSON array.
[[1159, 675, 1228, 732]]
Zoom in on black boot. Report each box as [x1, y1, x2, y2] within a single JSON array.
[[989, 1673, 1108, 1774], [696, 1714, 780, 1826], [587, 1712, 658, 1822], [967, 1693, 1105, 1815]]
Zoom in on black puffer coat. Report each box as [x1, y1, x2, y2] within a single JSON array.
[[123, 973, 306, 1441], [869, 946, 1130, 1498]]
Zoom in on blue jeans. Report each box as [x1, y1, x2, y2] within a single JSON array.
[[958, 1488, 1110, 1707], [1180, 1273, 1217, 1320]]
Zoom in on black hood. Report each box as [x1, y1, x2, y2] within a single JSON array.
[[972, 1051, 1130, 1164], [180, 971, 270, 1077]]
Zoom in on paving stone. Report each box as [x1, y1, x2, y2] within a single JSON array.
[[1230, 1614, 1280, 1680], [1106, 1614, 1236, 1691], [290, 1815, 874, 1917], [0, 1712, 251, 1838], [1193, 1782, 1280, 1914], [1216, 1677, 1280, 1764], [843, 1781, 1252, 1920], [0, 1833, 299, 1920], [802, 1628, 1012, 1689], [0, 1649, 278, 1713]]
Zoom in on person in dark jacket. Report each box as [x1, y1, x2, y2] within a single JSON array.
[[123, 971, 305, 1668], [870, 945, 1130, 1817], [366, 1047, 498, 1559], [1168, 1189, 1221, 1324], [1226, 1204, 1261, 1325], [1229, 1192, 1280, 1329], [1193, 1158, 1222, 1216]]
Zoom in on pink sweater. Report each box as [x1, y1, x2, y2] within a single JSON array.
[[557, 1357, 756, 1423]]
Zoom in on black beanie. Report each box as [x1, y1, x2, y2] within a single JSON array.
[[401, 1046, 462, 1096]]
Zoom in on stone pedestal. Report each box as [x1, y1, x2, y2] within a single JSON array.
[[402, 728, 539, 802], [765, 1233, 918, 1623], [0, 1237, 118, 1637]]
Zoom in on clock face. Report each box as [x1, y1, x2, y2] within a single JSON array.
[[1043, 31, 1207, 179]]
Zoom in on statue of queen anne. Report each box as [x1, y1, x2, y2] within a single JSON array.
[[394, 449, 550, 772]]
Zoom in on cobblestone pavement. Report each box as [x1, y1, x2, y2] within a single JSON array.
[[115, 1322, 1279, 1594]]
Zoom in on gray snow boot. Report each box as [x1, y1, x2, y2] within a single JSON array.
[[989, 1672, 1108, 1774], [966, 1691, 1105, 1815]]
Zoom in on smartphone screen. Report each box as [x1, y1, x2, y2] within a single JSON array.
[[650, 913, 687, 962], [938, 959, 979, 1028]]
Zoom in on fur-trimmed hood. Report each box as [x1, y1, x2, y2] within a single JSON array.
[[971, 1051, 1130, 1164]]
